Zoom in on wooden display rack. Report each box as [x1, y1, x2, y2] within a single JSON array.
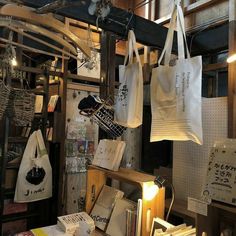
[[86, 165, 165, 236]]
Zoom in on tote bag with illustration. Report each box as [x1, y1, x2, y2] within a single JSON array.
[[150, 0, 203, 145], [14, 130, 52, 202], [114, 30, 143, 128]]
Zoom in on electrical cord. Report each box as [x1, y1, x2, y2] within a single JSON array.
[[165, 181, 175, 222], [154, 175, 175, 222]]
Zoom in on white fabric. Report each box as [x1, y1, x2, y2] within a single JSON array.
[[150, 2, 203, 145], [14, 130, 52, 202], [114, 30, 143, 128]]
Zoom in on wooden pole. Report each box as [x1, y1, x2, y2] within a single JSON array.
[[228, 0, 236, 138], [100, 31, 116, 100]]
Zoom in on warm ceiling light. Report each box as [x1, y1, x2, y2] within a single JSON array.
[[11, 57, 17, 67], [227, 54, 236, 63]]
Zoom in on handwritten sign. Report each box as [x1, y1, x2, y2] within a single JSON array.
[[202, 144, 236, 205]]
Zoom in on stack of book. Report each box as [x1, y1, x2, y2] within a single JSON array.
[[90, 185, 142, 236], [150, 217, 196, 236], [57, 212, 95, 235]]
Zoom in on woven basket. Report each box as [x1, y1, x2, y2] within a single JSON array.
[[9, 88, 36, 126], [0, 79, 11, 120]]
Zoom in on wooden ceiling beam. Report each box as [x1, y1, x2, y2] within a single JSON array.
[[20, 0, 175, 51], [155, 0, 228, 25], [228, 0, 236, 138]]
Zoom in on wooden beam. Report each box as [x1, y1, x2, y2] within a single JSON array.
[[20, 0, 175, 51], [57, 60, 68, 216], [228, 0, 236, 138], [0, 37, 70, 59], [155, 0, 228, 25], [100, 31, 116, 100], [5, 24, 78, 60], [11, 65, 102, 84], [67, 82, 99, 93], [0, 4, 91, 57], [203, 62, 227, 72]]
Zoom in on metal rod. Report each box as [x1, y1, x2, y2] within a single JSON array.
[[36, 0, 68, 14]]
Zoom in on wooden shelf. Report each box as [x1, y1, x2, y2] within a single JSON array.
[[6, 163, 20, 169], [88, 165, 156, 188], [3, 189, 15, 198], [34, 91, 46, 96], [211, 201, 236, 214], [86, 165, 165, 236], [8, 137, 28, 143], [2, 211, 38, 223], [196, 200, 236, 236]]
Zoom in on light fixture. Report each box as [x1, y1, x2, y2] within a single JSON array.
[[227, 54, 236, 63], [11, 57, 17, 67], [143, 184, 159, 201]]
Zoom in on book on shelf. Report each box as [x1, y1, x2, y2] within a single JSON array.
[[46, 127, 53, 141], [106, 198, 136, 236], [151, 217, 173, 234], [21, 126, 31, 138], [135, 199, 142, 236], [34, 95, 44, 113], [92, 139, 126, 171], [90, 185, 124, 231], [150, 219, 196, 236], [126, 208, 137, 236], [48, 95, 59, 112]]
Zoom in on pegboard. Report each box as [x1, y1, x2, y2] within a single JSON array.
[[64, 83, 99, 214], [66, 87, 99, 145], [173, 97, 228, 200]]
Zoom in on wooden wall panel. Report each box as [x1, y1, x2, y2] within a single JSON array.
[[157, 0, 229, 30], [112, 0, 134, 10], [194, 1, 228, 27], [159, 0, 174, 18]]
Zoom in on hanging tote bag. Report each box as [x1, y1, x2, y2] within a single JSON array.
[[150, 1, 203, 145], [14, 130, 52, 202], [114, 30, 143, 128]]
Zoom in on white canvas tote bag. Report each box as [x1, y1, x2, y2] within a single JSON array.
[[114, 30, 143, 128], [14, 130, 52, 202], [150, 1, 203, 145]]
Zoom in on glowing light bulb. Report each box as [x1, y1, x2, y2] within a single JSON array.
[[143, 184, 159, 201], [227, 54, 236, 63], [11, 57, 17, 67]]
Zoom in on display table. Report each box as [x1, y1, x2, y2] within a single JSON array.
[[18, 225, 105, 236]]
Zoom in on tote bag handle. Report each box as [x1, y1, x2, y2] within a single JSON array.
[[36, 129, 48, 158], [124, 30, 141, 66], [158, 1, 190, 66]]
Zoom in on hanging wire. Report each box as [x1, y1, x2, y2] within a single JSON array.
[[71, 61, 86, 73], [135, 0, 147, 9], [189, 25, 211, 54], [134, 0, 154, 10], [165, 182, 175, 221]]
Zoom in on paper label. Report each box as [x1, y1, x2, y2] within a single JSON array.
[[187, 197, 208, 216]]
